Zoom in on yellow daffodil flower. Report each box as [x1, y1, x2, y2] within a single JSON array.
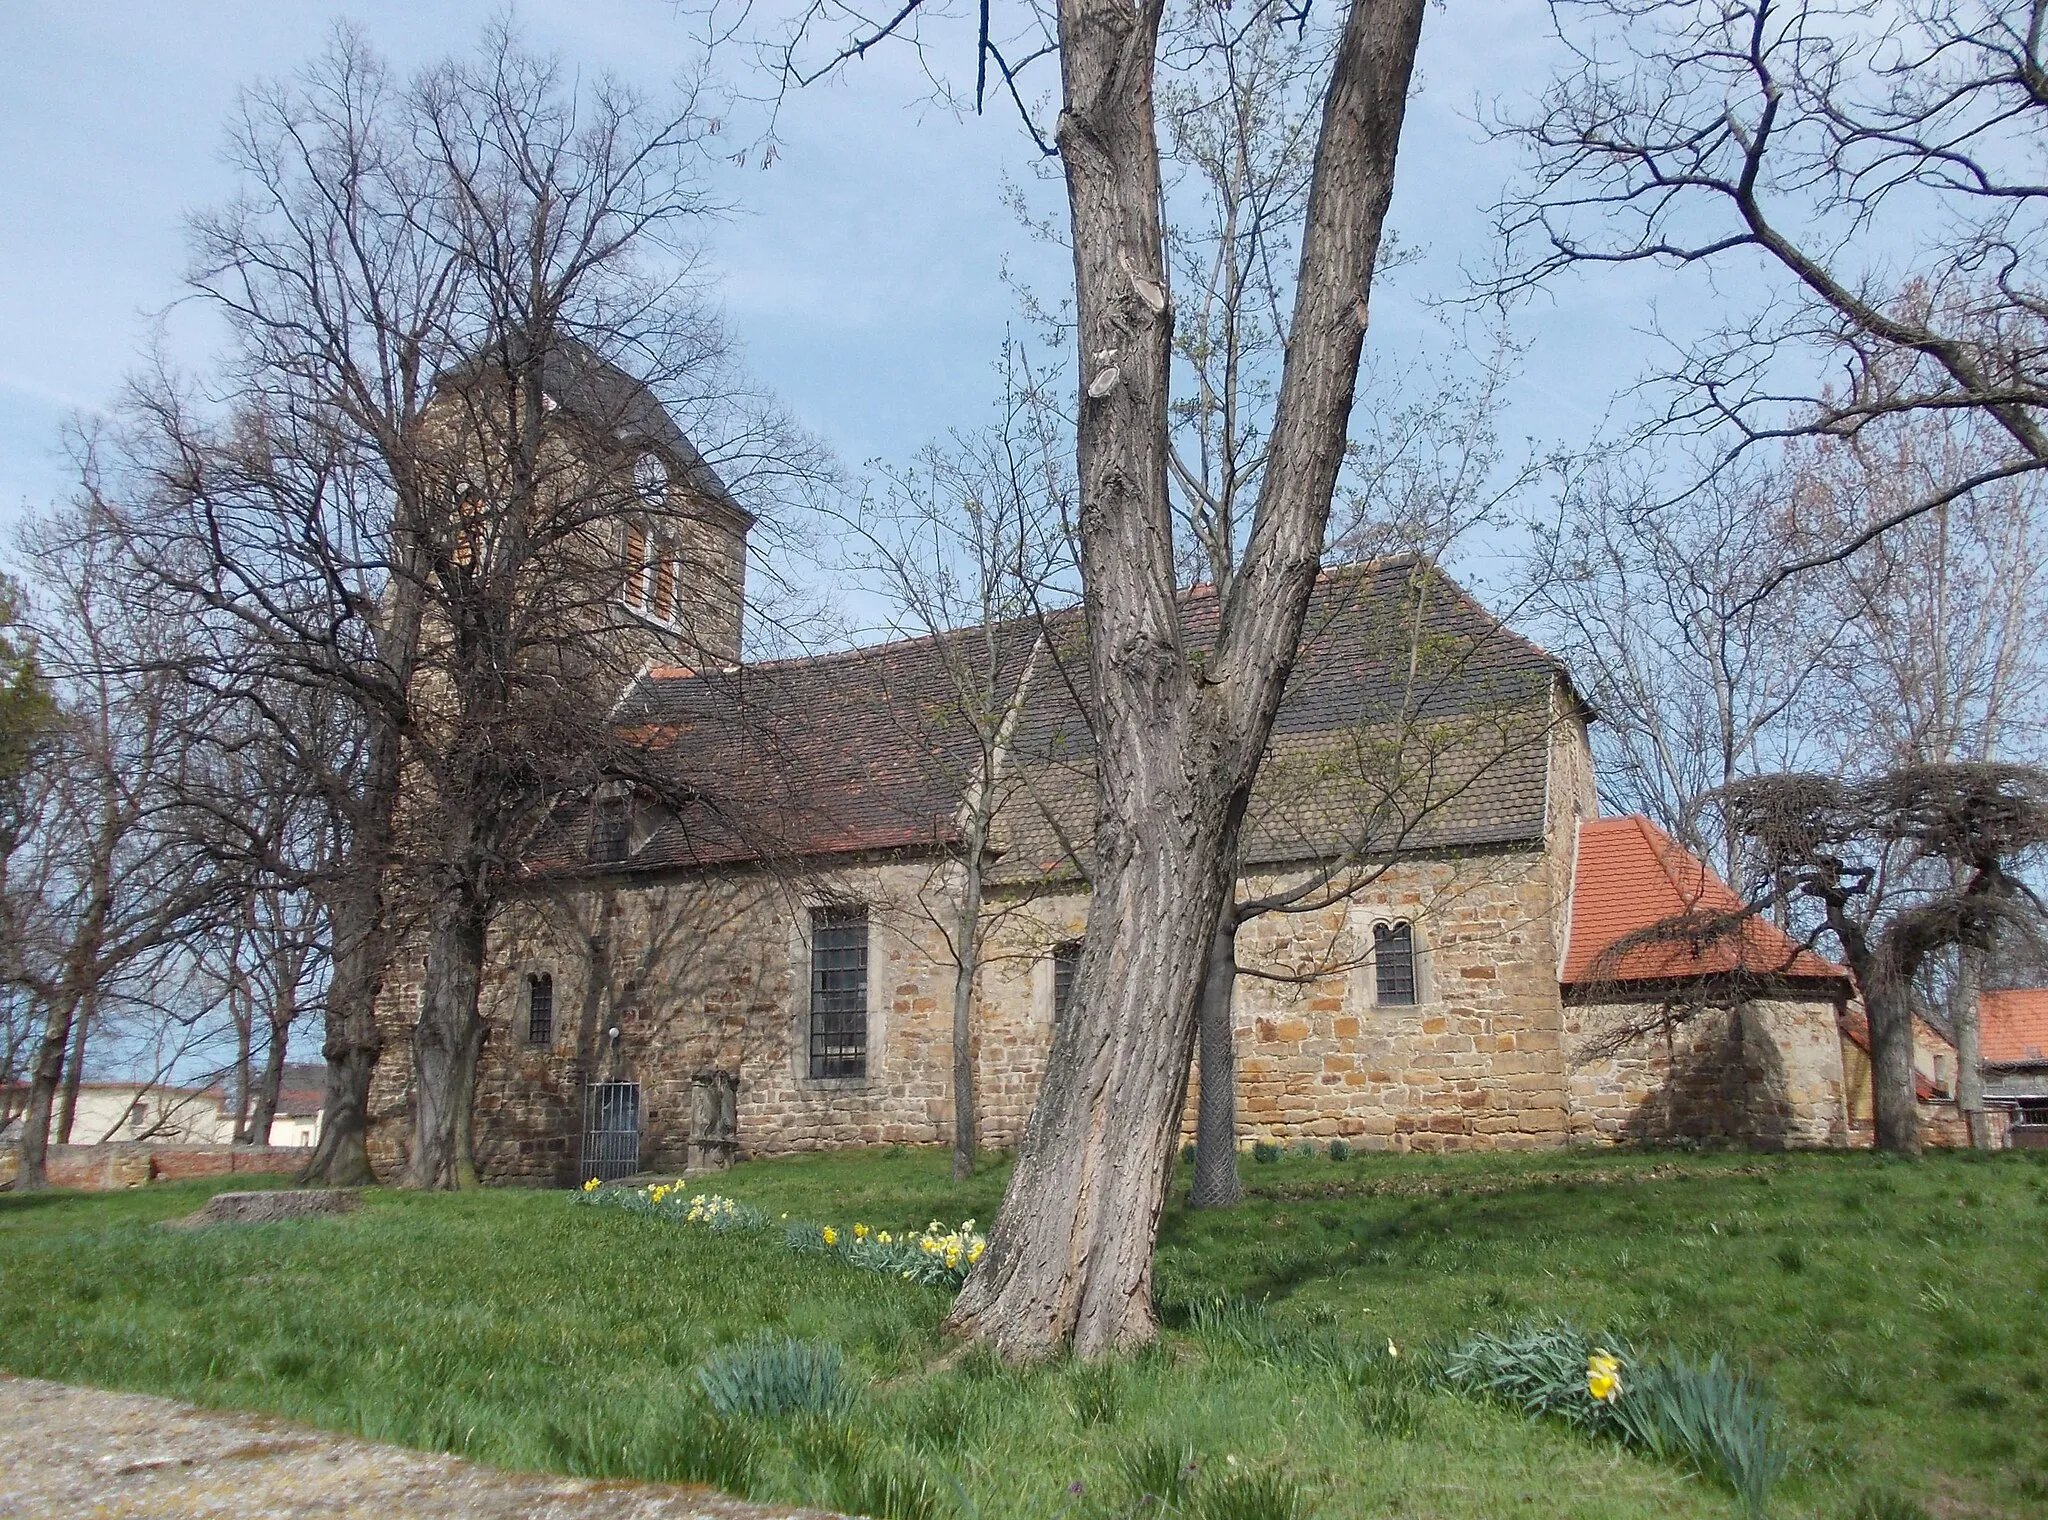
[[582, 1177, 602, 1192], [1587, 1351, 1622, 1404], [822, 1226, 838, 1246]]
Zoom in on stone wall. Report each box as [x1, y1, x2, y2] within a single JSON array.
[[0, 1144, 309, 1191], [1563, 995, 1849, 1148]]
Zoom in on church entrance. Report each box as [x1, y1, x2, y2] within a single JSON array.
[[579, 1080, 641, 1183]]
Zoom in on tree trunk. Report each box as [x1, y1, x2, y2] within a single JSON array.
[[952, 852, 984, 1182], [298, 876, 387, 1187], [247, 997, 291, 1150], [944, 0, 1424, 1360], [1954, 944, 1989, 1148], [54, 992, 91, 1144], [231, 989, 255, 1144], [1190, 901, 1244, 1209], [1864, 963, 1924, 1157], [12, 993, 79, 1191], [405, 884, 489, 1189]]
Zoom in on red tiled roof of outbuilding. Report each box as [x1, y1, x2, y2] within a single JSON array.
[[1981, 988, 2048, 1064], [1560, 815, 1848, 989]]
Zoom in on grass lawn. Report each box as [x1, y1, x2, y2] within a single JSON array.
[[1, 1147, 2043, 1519]]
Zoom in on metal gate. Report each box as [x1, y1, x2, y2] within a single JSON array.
[[579, 1081, 641, 1184]]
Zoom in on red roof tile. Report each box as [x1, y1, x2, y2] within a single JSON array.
[[1560, 815, 1848, 989], [1982, 988, 2048, 1064]]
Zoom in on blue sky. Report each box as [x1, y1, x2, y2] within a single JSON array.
[[0, 2, 1688, 587]]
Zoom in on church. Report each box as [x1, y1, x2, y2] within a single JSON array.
[[366, 353, 1870, 1184]]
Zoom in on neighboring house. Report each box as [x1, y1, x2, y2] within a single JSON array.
[[0, 1083, 229, 1146], [1835, 1009, 1969, 1146], [360, 355, 1865, 1185], [1981, 989, 2048, 1144], [260, 1063, 327, 1149], [1559, 816, 1852, 1149]]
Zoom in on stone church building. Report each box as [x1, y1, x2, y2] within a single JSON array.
[[366, 358, 1861, 1183]]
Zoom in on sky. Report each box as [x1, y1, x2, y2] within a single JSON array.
[[0, 1, 1689, 600]]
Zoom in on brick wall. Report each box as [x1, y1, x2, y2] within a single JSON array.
[[0, 1144, 307, 1191]]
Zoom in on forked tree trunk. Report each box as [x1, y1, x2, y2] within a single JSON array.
[[1190, 900, 1244, 1209], [12, 993, 79, 1192], [247, 990, 292, 1150], [55, 992, 92, 1144], [406, 886, 490, 1189], [944, 0, 1424, 1360]]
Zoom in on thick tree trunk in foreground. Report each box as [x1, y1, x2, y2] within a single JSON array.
[[945, 0, 1425, 1359], [406, 887, 490, 1189], [12, 996, 78, 1191], [1190, 903, 1244, 1208], [55, 994, 91, 1144]]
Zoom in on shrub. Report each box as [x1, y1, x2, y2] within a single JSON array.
[[694, 1334, 858, 1420], [1251, 1141, 1282, 1165], [1328, 1140, 1352, 1162]]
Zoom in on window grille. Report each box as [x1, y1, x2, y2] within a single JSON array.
[[528, 972, 554, 1046], [1052, 939, 1083, 1023], [590, 799, 631, 864], [1374, 922, 1417, 1006], [622, 523, 647, 607], [579, 1080, 640, 1183], [809, 907, 868, 1079]]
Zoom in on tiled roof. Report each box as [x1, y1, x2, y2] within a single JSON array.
[[1982, 988, 2048, 1065], [529, 559, 1571, 880], [1560, 815, 1849, 989]]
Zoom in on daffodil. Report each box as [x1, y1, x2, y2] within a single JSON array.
[[823, 1226, 839, 1246], [854, 1223, 870, 1240], [1587, 1351, 1622, 1404], [582, 1177, 602, 1192]]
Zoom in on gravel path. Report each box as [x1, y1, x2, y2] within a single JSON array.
[[0, 1375, 836, 1520]]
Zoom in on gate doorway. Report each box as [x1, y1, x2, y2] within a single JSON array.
[[579, 1081, 641, 1184]]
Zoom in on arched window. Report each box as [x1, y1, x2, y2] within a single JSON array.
[[634, 452, 668, 505], [1373, 921, 1417, 1006], [528, 973, 554, 1047]]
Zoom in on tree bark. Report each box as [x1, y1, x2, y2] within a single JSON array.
[[405, 883, 489, 1189], [12, 994, 78, 1191], [951, 851, 983, 1181], [944, 0, 1425, 1359], [54, 991, 91, 1144], [1190, 899, 1244, 1209], [247, 987, 292, 1150], [1863, 961, 1925, 1157], [1954, 944, 1989, 1148], [298, 874, 388, 1187]]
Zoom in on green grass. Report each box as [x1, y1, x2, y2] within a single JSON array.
[[2, 1147, 2044, 1518]]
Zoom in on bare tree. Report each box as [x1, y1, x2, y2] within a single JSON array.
[[1519, 456, 1843, 881], [722, 0, 1428, 1357], [116, 23, 820, 1188], [846, 359, 1075, 1179], [1791, 400, 2048, 1143], [1492, 0, 2048, 575], [1725, 762, 2048, 1154]]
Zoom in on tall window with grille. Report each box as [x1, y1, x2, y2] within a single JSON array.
[[1052, 939, 1083, 1023], [1374, 921, 1417, 1006], [527, 972, 554, 1046], [590, 798, 631, 864], [809, 907, 869, 1079]]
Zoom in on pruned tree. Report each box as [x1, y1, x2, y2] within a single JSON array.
[[1723, 762, 2048, 1154], [1491, 0, 2048, 575], [720, 0, 1430, 1357]]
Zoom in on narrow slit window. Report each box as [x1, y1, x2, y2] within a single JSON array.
[[528, 973, 554, 1046], [1052, 939, 1083, 1023], [809, 907, 868, 1079], [652, 542, 677, 621], [622, 523, 647, 608], [1374, 922, 1417, 1006]]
